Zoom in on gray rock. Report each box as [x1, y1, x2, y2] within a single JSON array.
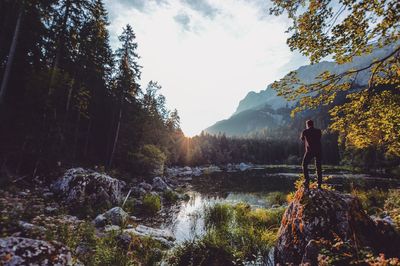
[[139, 182, 152, 191], [93, 207, 129, 227], [0, 237, 78, 265], [124, 225, 175, 248], [18, 221, 47, 236], [104, 225, 121, 232], [51, 168, 125, 208], [44, 206, 58, 215], [192, 167, 202, 176], [239, 162, 251, 171], [42, 192, 54, 199], [93, 214, 107, 227], [152, 176, 170, 192], [131, 187, 147, 197]]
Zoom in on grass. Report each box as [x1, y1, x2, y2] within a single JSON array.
[[169, 202, 284, 265], [43, 220, 165, 265], [265, 191, 287, 206], [204, 203, 233, 229]]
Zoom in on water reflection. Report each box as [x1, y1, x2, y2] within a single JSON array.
[[164, 191, 287, 242]]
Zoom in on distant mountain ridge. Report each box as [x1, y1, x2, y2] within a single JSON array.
[[205, 44, 397, 137]]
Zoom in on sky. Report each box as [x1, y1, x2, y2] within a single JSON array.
[[104, 0, 309, 136]]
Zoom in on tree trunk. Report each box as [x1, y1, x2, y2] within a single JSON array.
[[108, 104, 122, 169], [83, 118, 92, 158], [0, 2, 23, 106], [72, 111, 81, 162]]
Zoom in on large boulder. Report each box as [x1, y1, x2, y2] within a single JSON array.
[[51, 168, 125, 208], [0, 237, 79, 265], [274, 188, 400, 265]]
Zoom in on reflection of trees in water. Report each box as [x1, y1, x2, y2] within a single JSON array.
[[188, 210, 202, 239]]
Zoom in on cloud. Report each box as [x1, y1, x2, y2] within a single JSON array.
[[105, 0, 308, 136], [181, 0, 219, 19], [112, 0, 168, 12], [174, 12, 191, 31]]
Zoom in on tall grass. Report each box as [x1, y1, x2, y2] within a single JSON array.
[[169, 202, 285, 265]]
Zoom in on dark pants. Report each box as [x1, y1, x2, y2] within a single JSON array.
[[302, 151, 322, 188]]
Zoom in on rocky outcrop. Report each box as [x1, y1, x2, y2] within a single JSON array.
[[51, 168, 125, 208], [0, 237, 79, 265], [274, 188, 400, 265]]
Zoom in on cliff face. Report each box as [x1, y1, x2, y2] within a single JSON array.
[[274, 188, 400, 265]]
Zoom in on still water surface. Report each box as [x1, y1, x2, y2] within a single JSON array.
[[162, 169, 400, 243]]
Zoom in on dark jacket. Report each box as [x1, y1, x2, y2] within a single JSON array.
[[301, 127, 322, 153]]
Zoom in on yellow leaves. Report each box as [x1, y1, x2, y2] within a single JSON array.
[[329, 90, 400, 157]]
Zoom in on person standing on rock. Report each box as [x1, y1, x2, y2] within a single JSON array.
[[300, 120, 322, 190]]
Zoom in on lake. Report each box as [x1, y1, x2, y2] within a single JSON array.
[[162, 167, 400, 243]]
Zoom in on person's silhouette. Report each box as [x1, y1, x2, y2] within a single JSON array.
[[300, 120, 322, 189]]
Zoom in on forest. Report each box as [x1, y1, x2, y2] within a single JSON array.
[[1, 1, 398, 180]]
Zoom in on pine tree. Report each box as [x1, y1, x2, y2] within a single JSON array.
[[75, 0, 114, 162], [108, 24, 141, 169]]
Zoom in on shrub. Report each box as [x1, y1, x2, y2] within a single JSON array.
[[163, 190, 179, 204], [384, 189, 400, 229], [142, 194, 161, 216], [265, 191, 287, 206], [129, 144, 166, 176], [122, 198, 135, 215], [351, 188, 387, 215]]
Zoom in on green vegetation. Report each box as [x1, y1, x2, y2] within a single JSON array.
[[129, 144, 167, 176], [265, 191, 287, 206], [122, 198, 136, 215], [351, 189, 388, 215], [0, 0, 183, 177], [163, 190, 179, 204], [142, 194, 161, 216], [44, 221, 164, 265], [270, 0, 400, 166], [384, 189, 400, 230], [169, 203, 285, 265]]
